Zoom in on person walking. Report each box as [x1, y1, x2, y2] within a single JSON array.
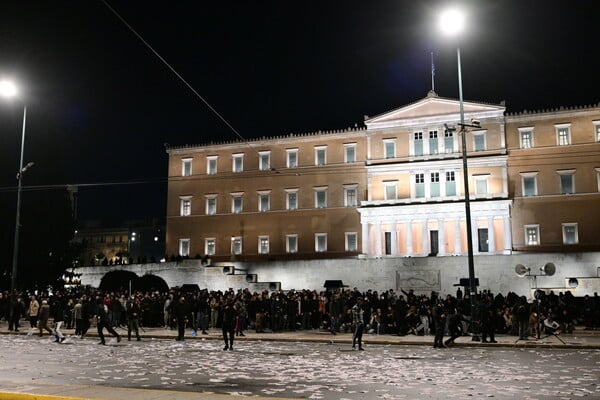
[[95, 297, 121, 345], [37, 300, 53, 337], [352, 297, 365, 350], [51, 294, 66, 343]]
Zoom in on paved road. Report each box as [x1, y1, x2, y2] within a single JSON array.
[[1, 334, 599, 399]]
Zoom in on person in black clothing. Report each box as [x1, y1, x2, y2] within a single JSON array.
[[222, 299, 236, 350], [8, 295, 25, 332], [126, 296, 142, 341], [432, 299, 446, 348], [480, 295, 498, 343], [444, 309, 466, 346], [172, 296, 190, 341], [96, 297, 121, 345]]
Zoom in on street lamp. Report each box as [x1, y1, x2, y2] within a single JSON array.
[[0, 80, 30, 298], [439, 8, 478, 338]]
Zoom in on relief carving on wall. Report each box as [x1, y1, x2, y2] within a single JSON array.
[[396, 270, 440, 291]]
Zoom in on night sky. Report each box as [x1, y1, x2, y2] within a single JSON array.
[[0, 1, 598, 265]]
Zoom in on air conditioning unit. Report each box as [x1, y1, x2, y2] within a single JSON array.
[[268, 282, 281, 291], [222, 266, 234, 275], [246, 274, 258, 283]]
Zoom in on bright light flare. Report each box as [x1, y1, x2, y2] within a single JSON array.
[[0, 81, 18, 98], [439, 8, 465, 36]]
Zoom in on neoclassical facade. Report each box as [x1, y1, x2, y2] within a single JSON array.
[[165, 92, 600, 261]]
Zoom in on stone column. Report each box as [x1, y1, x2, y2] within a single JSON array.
[[375, 222, 382, 257], [391, 221, 398, 255], [362, 222, 369, 256], [487, 216, 495, 254], [438, 219, 446, 255], [454, 219, 462, 255], [422, 220, 429, 256], [503, 215, 512, 254], [406, 220, 413, 255]]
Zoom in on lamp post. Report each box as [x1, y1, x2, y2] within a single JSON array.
[[0, 81, 30, 298], [439, 8, 479, 338]]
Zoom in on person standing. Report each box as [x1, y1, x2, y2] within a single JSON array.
[[172, 296, 190, 341], [221, 299, 236, 350], [73, 299, 83, 338], [126, 295, 142, 341], [352, 297, 365, 350], [27, 295, 40, 330], [432, 299, 446, 348], [8, 294, 25, 332], [514, 296, 530, 340], [95, 297, 121, 345]]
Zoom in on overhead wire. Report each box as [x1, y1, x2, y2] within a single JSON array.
[[100, 0, 262, 157]]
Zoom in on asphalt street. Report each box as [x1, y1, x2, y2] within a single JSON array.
[[1, 334, 599, 399]]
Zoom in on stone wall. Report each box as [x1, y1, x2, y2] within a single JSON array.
[[75, 252, 600, 297]]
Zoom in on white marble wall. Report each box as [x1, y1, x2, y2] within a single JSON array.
[[75, 252, 600, 297]]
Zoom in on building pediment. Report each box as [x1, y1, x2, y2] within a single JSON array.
[[365, 92, 505, 130]]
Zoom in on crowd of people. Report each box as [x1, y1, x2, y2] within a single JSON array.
[[0, 285, 598, 349]]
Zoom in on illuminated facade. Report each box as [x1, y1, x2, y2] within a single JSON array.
[[165, 93, 600, 260]]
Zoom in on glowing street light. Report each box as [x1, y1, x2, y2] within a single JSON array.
[[1, 80, 30, 298], [439, 8, 478, 338]]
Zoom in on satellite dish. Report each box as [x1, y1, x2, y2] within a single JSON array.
[[542, 262, 556, 276], [515, 264, 530, 277]]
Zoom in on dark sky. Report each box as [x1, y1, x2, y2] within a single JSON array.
[[0, 0, 598, 227]]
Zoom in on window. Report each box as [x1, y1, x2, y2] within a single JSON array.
[[596, 168, 600, 192], [207, 156, 217, 175], [521, 172, 538, 196], [525, 225, 540, 246], [445, 171, 456, 196], [444, 130, 454, 153], [413, 132, 423, 156], [557, 169, 575, 194], [473, 132, 486, 151], [562, 223, 578, 244], [344, 143, 356, 163], [233, 154, 244, 172], [258, 236, 269, 254], [430, 172, 440, 197], [180, 197, 192, 216], [205, 238, 216, 256], [287, 149, 298, 168], [556, 124, 571, 146], [286, 234, 298, 253], [231, 193, 243, 214], [258, 191, 271, 212], [344, 184, 357, 207], [314, 187, 327, 208], [182, 158, 192, 177], [286, 189, 298, 210], [315, 146, 327, 166], [345, 232, 358, 252], [474, 175, 489, 195], [315, 233, 327, 252], [179, 239, 190, 257], [595, 122, 600, 142], [384, 139, 396, 159], [206, 196, 217, 215], [429, 130, 438, 154], [231, 237, 242, 255], [518, 128, 534, 149], [415, 174, 425, 198], [259, 151, 270, 171], [384, 181, 397, 200]]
